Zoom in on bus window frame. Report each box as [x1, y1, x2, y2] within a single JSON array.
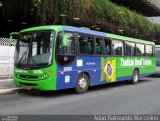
[[124, 41, 136, 57], [77, 33, 95, 56], [55, 31, 77, 67], [77, 34, 112, 57], [56, 31, 76, 56], [104, 38, 112, 56], [152, 45, 155, 57], [123, 40, 155, 58], [135, 42, 145, 57], [94, 36, 106, 56], [15, 30, 55, 69], [111, 38, 125, 57], [145, 44, 155, 57]]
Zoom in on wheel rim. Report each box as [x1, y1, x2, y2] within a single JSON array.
[[134, 72, 138, 82], [78, 78, 87, 89]]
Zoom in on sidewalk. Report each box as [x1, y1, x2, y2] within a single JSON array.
[[0, 79, 19, 95]]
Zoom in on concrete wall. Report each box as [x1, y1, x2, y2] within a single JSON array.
[[0, 38, 16, 79]]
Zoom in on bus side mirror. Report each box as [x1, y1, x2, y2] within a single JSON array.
[[9, 32, 19, 46], [62, 34, 68, 47]]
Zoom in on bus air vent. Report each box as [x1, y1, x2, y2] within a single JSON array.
[[19, 82, 37, 86], [19, 75, 38, 79]]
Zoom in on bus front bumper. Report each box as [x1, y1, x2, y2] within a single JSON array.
[[13, 77, 56, 91]]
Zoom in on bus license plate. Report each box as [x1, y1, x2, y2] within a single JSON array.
[[24, 86, 32, 90]]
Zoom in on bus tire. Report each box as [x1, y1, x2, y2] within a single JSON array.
[[74, 73, 89, 94], [130, 69, 139, 84]]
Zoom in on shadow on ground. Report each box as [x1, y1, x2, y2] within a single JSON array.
[[149, 74, 160, 78], [14, 77, 156, 98]]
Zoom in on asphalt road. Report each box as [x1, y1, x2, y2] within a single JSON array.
[[0, 76, 160, 115]]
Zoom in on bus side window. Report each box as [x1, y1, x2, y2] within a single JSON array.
[[145, 45, 153, 57], [78, 34, 94, 55], [112, 39, 124, 56], [78, 35, 87, 54], [104, 39, 111, 55], [56, 32, 75, 66], [79, 37, 86, 54], [136, 43, 144, 56], [95, 38, 105, 55], [125, 42, 135, 56], [86, 37, 94, 54]]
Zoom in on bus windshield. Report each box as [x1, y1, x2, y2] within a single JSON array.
[[15, 31, 54, 69]]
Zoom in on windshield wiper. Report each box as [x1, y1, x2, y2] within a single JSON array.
[[30, 57, 37, 68], [17, 50, 28, 66]]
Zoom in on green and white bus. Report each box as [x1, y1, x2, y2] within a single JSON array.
[[10, 25, 156, 93]]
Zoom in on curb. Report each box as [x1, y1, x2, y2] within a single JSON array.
[[0, 79, 13, 83], [0, 88, 19, 95]]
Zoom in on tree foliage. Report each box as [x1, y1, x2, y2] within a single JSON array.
[[32, 0, 160, 41]]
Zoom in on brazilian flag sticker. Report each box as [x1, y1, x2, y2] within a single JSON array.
[[101, 58, 116, 82]]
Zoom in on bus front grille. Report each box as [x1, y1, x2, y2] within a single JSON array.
[[19, 82, 37, 86], [19, 75, 38, 80]]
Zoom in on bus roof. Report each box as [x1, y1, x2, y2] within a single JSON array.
[[107, 33, 155, 45], [20, 25, 154, 45], [20, 25, 106, 37], [61, 26, 106, 37]]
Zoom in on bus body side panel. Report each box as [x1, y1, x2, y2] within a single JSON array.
[[56, 56, 156, 90], [138, 57, 156, 77], [101, 56, 156, 83], [116, 57, 134, 81], [56, 56, 103, 90], [56, 56, 119, 90], [100, 57, 117, 83], [116, 57, 156, 81]]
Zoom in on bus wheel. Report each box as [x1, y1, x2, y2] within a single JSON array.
[[131, 69, 139, 84], [74, 73, 89, 94]]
